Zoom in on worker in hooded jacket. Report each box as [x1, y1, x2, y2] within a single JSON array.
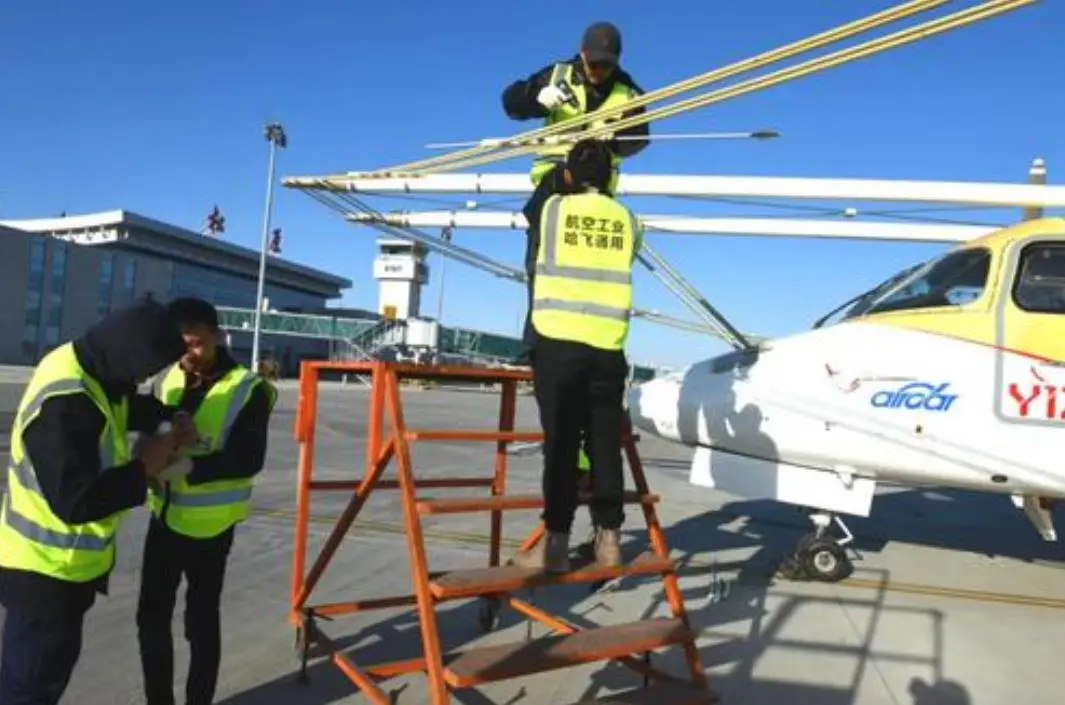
[[0, 301, 196, 705]]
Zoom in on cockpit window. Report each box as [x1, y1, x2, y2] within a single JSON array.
[[859, 247, 991, 316], [1013, 242, 1065, 314], [814, 263, 922, 328]]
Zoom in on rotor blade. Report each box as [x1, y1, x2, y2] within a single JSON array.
[[296, 172, 1065, 209], [337, 0, 951, 177], [346, 210, 994, 243], [342, 215, 746, 341], [343, 0, 1031, 178]]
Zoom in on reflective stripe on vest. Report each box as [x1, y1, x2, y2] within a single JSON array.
[[530, 63, 633, 188], [531, 193, 640, 350], [147, 364, 269, 538], [532, 193, 639, 351], [0, 344, 130, 582]]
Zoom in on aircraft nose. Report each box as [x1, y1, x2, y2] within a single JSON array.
[[626, 377, 681, 441]]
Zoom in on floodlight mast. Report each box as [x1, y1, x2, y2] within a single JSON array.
[[251, 122, 287, 371]]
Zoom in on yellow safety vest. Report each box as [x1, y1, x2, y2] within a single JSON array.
[[0, 343, 130, 583], [577, 447, 590, 473], [531, 63, 636, 193], [147, 364, 275, 539], [532, 192, 641, 351]]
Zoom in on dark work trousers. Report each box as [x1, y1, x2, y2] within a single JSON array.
[[136, 515, 235, 705], [520, 273, 538, 359], [532, 334, 628, 534], [0, 603, 89, 705]]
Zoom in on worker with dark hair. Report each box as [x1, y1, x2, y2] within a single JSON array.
[[0, 301, 194, 705], [512, 138, 643, 573], [136, 296, 276, 705], [502, 21, 650, 195]]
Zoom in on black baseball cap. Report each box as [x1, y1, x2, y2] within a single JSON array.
[[581, 22, 621, 65]]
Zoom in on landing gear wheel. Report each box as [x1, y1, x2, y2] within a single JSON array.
[[800, 537, 852, 582], [478, 597, 502, 633]]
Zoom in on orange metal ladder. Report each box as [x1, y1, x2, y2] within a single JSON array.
[[288, 360, 717, 704]]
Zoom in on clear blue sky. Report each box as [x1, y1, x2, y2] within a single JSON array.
[[2, 0, 1062, 368]]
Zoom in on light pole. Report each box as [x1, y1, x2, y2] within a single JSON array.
[[251, 122, 287, 371]]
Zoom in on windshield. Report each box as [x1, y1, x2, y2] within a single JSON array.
[[815, 247, 992, 327], [813, 263, 922, 328]]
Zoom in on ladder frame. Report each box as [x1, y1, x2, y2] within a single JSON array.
[[288, 359, 711, 704]]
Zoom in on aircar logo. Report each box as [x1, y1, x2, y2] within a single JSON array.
[[870, 382, 958, 412]]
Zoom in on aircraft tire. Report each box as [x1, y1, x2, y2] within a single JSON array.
[[800, 537, 852, 583]]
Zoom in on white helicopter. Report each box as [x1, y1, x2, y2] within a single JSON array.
[[303, 165, 1065, 583], [281, 0, 1065, 581]]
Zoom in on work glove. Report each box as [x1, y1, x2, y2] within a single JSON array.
[[536, 84, 567, 111], [158, 456, 193, 482]]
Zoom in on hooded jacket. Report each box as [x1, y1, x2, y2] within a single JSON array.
[[0, 301, 186, 614]]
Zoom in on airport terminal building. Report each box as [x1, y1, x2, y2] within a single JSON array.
[[0, 211, 353, 369]]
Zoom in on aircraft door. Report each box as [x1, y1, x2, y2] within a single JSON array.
[[994, 236, 1065, 426]]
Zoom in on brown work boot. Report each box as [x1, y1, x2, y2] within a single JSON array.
[[593, 528, 622, 567], [511, 531, 571, 573]]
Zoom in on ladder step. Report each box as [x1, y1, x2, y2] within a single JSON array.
[[430, 551, 674, 600], [417, 491, 658, 515], [404, 429, 639, 443], [570, 681, 719, 704], [442, 617, 692, 688]]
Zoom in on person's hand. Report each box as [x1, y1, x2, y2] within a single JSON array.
[[536, 84, 566, 111], [171, 412, 199, 448], [136, 432, 180, 478], [157, 456, 193, 482]]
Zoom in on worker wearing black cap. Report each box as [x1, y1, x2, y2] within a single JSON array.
[[502, 21, 651, 194]]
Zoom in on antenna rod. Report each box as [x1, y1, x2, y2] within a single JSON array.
[[424, 130, 780, 150]]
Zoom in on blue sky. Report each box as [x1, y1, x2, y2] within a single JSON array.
[[2, 0, 1062, 368]]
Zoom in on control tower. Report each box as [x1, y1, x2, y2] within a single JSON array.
[[372, 238, 430, 320]]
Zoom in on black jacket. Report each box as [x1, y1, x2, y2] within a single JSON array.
[[501, 55, 651, 160], [0, 301, 186, 615], [523, 163, 571, 277]]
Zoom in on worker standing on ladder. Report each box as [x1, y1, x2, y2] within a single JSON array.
[[512, 139, 643, 574], [136, 297, 276, 705], [0, 302, 194, 705], [501, 21, 651, 195]]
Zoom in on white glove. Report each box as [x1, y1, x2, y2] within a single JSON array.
[[158, 456, 193, 482], [536, 84, 566, 110], [130, 420, 173, 458]]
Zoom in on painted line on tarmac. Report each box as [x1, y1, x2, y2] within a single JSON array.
[[249, 506, 1065, 611]]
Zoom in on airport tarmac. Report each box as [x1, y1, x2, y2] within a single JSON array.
[[1, 369, 1064, 704]]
